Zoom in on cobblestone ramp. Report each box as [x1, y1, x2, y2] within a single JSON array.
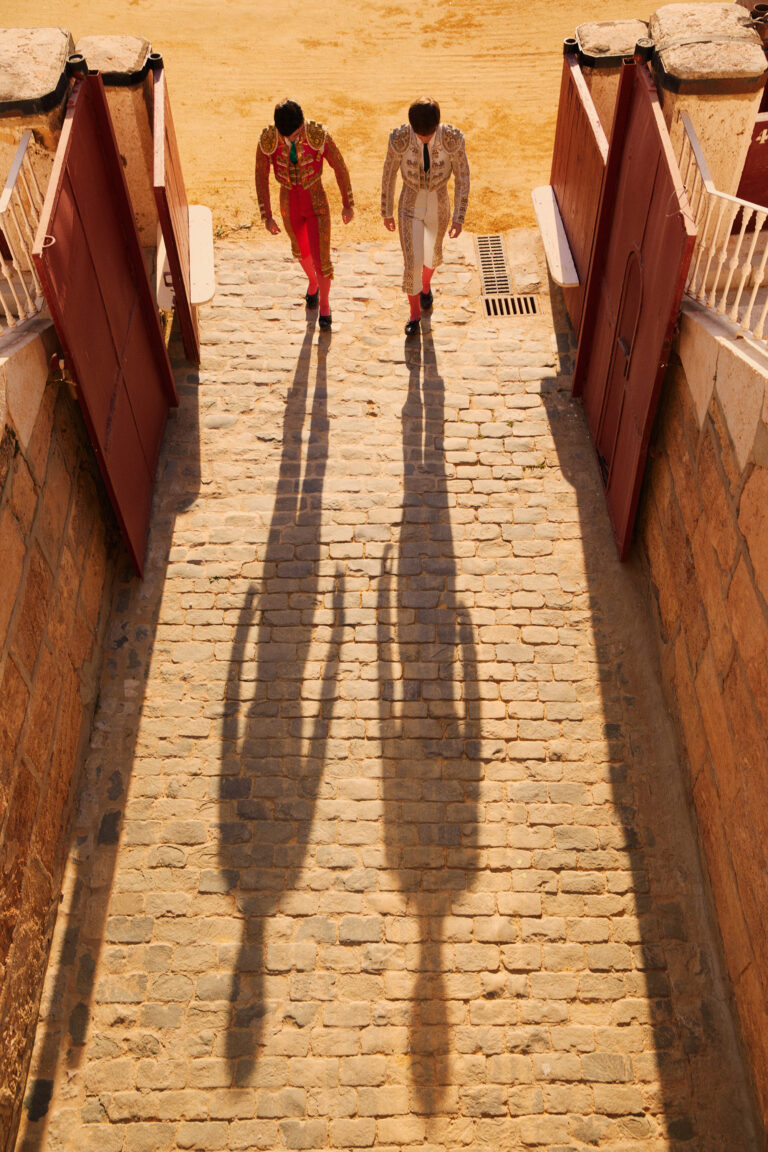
[[16, 238, 757, 1152]]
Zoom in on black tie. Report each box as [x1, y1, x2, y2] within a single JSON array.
[[423, 142, 430, 174]]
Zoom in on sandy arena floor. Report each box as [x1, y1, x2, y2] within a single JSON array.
[[9, 0, 648, 239]]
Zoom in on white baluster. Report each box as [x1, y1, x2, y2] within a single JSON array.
[[0, 253, 24, 326], [688, 173, 709, 294], [679, 134, 692, 191], [691, 168, 707, 224], [720, 205, 751, 315], [20, 156, 43, 217], [730, 209, 766, 326], [706, 197, 737, 310], [742, 217, 768, 335], [1, 202, 35, 315], [693, 192, 716, 300], [677, 111, 768, 343], [0, 131, 45, 335], [29, 164, 44, 215], [10, 187, 43, 298], [753, 286, 768, 340]]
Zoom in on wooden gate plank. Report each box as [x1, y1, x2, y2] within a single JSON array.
[[550, 54, 609, 335], [153, 66, 201, 365], [572, 59, 696, 560], [33, 73, 177, 577]]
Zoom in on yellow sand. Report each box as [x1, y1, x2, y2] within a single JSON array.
[[8, 0, 650, 239]]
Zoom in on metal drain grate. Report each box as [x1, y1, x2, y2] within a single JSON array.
[[476, 234, 511, 294], [482, 294, 540, 318], [475, 234, 540, 319]]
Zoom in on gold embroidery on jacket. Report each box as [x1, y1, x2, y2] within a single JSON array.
[[391, 124, 411, 154], [305, 119, 327, 150], [259, 125, 278, 155], [381, 120, 471, 284], [441, 124, 463, 153], [258, 119, 353, 278]]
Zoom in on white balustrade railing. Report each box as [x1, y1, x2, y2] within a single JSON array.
[[0, 130, 46, 333], [676, 111, 768, 342]]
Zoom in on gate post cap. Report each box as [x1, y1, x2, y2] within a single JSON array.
[[575, 19, 651, 67], [74, 35, 151, 85], [563, 36, 578, 55], [0, 27, 74, 112], [649, 4, 766, 86], [148, 51, 163, 71], [635, 37, 655, 61]]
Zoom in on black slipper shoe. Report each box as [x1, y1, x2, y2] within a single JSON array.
[[305, 290, 319, 308], [319, 313, 332, 330], [420, 289, 433, 311], [404, 318, 420, 336]]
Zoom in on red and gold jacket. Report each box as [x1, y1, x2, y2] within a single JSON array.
[[254, 120, 354, 222]]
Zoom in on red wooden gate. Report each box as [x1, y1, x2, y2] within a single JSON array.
[[550, 53, 609, 335], [735, 110, 768, 211], [153, 65, 200, 365], [573, 59, 696, 559], [33, 73, 177, 577]]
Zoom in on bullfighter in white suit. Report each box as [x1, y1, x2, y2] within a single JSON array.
[[381, 97, 470, 335]]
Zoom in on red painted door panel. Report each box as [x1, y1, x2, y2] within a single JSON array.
[[33, 73, 177, 576], [153, 66, 200, 364], [597, 251, 643, 469], [735, 112, 768, 211], [573, 60, 696, 559]]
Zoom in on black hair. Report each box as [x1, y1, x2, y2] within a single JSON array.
[[408, 98, 441, 135], [274, 99, 304, 137]]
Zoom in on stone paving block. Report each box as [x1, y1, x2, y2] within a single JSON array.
[[123, 1124, 175, 1152], [12, 238, 759, 1152]]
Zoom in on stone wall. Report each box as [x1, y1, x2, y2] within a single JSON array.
[[637, 305, 768, 1133], [0, 325, 117, 1151]]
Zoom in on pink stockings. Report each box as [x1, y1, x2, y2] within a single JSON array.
[[408, 265, 434, 320]]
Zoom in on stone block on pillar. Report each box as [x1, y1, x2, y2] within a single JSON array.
[[649, 3, 767, 195], [575, 19, 650, 137], [0, 27, 73, 196]]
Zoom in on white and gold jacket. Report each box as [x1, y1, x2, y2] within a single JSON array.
[[380, 123, 470, 226]]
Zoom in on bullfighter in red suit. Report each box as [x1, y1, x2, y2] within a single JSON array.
[[255, 99, 354, 330]]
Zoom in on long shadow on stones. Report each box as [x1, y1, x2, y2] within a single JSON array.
[[220, 326, 343, 1082], [17, 331, 202, 1151], [377, 328, 481, 1115], [539, 303, 760, 1149]]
